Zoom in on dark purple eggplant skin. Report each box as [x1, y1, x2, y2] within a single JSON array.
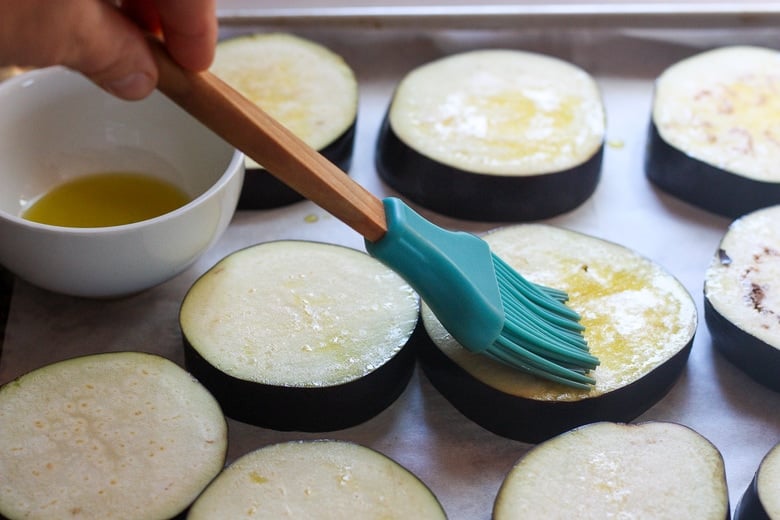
[[181, 319, 421, 432], [417, 332, 693, 444], [237, 121, 356, 210], [704, 297, 780, 393], [735, 444, 779, 520], [735, 472, 771, 520], [0, 508, 190, 520], [375, 113, 602, 222], [645, 121, 780, 219], [0, 509, 188, 520]]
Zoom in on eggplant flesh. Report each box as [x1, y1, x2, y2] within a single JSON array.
[[420, 224, 697, 442], [187, 440, 447, 519], [0, 352, 227, 520], [179, 241, 420, 431], [210, 33, 358, 210], [376, 49, 605, 221], [493, 422, 729, 520], [646, 46, 780, 219], [704, 205, 780, 391]]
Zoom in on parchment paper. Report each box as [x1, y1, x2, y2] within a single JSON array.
[[2, 20, 780, 519]]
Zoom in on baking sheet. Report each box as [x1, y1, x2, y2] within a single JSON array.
[[2, 13, 780, 519]]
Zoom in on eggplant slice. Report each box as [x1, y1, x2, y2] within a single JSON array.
[[376, 49, 605, 221], [419, 224, 697, 443], [493, 422, 729, 519], [179, 241, 420, 432], [704, 204, 780, 391], [187, 440, 447, 519], [0, 352, 227, 520], [646, 46, 780, 219], [735, 441, 780, 520], [210, 33, 358, 209]]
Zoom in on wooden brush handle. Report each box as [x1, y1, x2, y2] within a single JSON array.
[[150, 41, 388, 242]]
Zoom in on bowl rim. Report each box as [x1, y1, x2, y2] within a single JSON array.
[[0, 66, 245, 235], [0, 148, 245, 235]]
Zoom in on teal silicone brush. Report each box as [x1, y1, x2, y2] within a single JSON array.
[[151, 43, 599, 388]]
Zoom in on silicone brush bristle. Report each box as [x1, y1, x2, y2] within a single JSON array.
[[487, 255, 599, 389], [365, 197, 599, 389]]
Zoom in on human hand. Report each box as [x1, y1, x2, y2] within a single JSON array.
[[0, 0, 217, 100]]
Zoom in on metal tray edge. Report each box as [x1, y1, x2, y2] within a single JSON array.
[[217, 3, 780, 30]]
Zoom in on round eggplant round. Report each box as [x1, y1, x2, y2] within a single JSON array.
[[704, 204, 780, 392], [376, 49, 605, 221], [646, 46, 780, 219], [419, 224, 697, 443], [187, 440, 447, 519], [0, 352, 227, 520], [493, 421, 729, 519], [735, 441, 780, 520], [179, 240, 420, 432], [210, 33, 358, 209]]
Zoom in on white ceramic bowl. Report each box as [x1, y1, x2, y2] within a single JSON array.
[[0, 67, 244, 298]]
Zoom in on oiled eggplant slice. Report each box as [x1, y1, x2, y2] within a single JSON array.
[[179, 241, 420, 432], [735, 442, 780, 520], [0, 352, 227, 520], [493, 422, 729, 519], [646, 46, 780, 218], [704, 205, 780, 391], [376, 49, 604, 221], [419, 224, 697, 443], [210, 33, 358, 209], [187, 440, 447, 519]]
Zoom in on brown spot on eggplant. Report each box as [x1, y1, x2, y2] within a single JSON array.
[[749, 283, 767, 312], [736, 248, 778, 319], [705, 205, 780, 391]]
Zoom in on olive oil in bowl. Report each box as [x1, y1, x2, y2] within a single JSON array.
[[23, 172, 191, 228]]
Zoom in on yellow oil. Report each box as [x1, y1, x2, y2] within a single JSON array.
[[22, 172, 191, 228]]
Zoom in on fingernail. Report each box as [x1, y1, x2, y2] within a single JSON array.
[[103, 71, 155, 100]]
